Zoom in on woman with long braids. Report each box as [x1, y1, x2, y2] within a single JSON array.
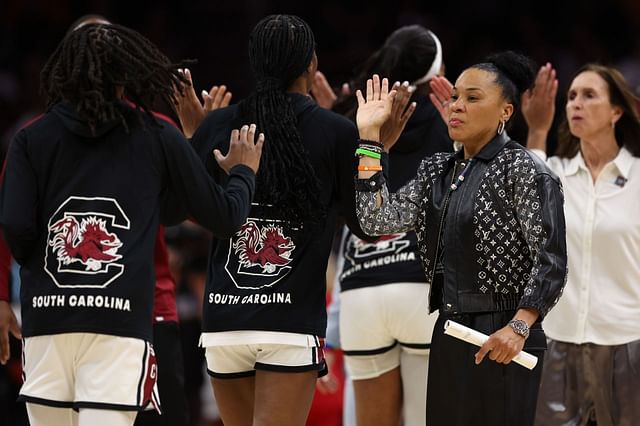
[[0, 23, 262, 426], [176, 15, 394, 426]]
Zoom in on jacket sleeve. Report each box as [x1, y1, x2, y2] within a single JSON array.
[[513, 164, 567, 318], [158, 126, 255, 239], [0, 131, 39, 264], [355, 156, 432, 236], [333, 120, 380, 241]]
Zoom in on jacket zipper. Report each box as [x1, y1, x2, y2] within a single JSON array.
[[427, 160, 460, 312]]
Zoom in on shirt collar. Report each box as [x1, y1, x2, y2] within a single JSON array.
[[565, 146, 634, 178], [613, 147, 634, 179], [473, 132, 510, 161], [564, 152, 585, 176], [452, 132, 510, 162]]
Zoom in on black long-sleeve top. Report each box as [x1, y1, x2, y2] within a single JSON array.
[[0, 102, 254, 341], [191, 93, 368, 337]]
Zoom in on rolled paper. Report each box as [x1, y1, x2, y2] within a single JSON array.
[[443, 320, 538, 370]]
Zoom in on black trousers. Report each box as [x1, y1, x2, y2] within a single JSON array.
[[135, 321, 189, 426], [426, 311, 546, 426]]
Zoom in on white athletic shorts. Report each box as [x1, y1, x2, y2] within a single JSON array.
[[340, 283, 438, 380], [202, 331, 327, 379], [20, 333, 160, 412]]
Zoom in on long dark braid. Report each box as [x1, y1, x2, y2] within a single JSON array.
[[239, 15, 324, 231], [41, 23, 190, 134]]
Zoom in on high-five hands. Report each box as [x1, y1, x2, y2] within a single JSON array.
[[380, 81, 417, 150], [175, 68, 233, 138], [355, 74, 397, 142], [214, 124, 265, 175]]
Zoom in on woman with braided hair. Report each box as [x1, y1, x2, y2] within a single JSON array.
[[0, 23, 262, 426], [176, 14, 398, 426]]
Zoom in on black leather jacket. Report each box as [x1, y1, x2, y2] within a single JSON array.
[[356, 133, 567, 318]]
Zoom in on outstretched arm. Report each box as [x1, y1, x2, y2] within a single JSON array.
[[160, 124, 263, 238]]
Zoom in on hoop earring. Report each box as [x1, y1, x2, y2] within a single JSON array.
[[497, 120, 506, 135]]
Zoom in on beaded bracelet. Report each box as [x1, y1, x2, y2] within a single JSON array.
[[358, 143, 383, 154], [358, 139, 384, 149], [358, 164, 383, 172], [355, 148, 382, 159]]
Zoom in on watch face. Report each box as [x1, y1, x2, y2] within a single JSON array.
[[509, 320, 529, 337]]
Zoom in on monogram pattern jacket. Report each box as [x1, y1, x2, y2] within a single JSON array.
[[356, 133, 567, 317]]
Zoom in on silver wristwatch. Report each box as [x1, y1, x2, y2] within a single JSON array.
[[508, 319, 530, 339]]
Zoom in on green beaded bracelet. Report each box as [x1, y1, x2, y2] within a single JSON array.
[[355, 148, 382, 159]]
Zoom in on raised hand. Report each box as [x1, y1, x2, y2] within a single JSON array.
[[379, 81, 417, 151], [311, 71, 338, 109], [522, 63, 558, 151], [429, 75, 454, 124], [214, 124, 265, 175], [202, 84, 233, 112], [174, 68, 206, 138], [356, 74, 396, 141], [175, 68, 233, 138]]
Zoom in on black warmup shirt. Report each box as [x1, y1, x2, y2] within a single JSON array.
[[0, 102, 255, 341], [340, 96, 453, 292], [191, 93, 368, 337]]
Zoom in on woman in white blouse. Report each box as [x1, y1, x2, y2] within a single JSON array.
[[521, 63, 640, 426]]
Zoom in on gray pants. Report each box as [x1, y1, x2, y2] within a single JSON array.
[[535, 339, 640, 426]]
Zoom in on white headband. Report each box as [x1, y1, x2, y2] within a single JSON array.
[[412, 31, 443, 86]]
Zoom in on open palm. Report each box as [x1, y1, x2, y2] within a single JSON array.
[[356, 75, 396, 138]]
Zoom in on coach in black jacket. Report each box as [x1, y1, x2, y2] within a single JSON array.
[[355, 53, 567, 426]]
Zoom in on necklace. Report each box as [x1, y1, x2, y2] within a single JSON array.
[[451, 158, 474, 191]]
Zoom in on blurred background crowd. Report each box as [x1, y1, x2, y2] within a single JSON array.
[[1, 0, 639, 425]]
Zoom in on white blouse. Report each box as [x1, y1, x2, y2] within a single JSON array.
[[533, 147, 640, 345]]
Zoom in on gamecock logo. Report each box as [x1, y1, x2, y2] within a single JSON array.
[[225, 219, 295, 289], [49, 216, 122, 271], [44, 197, 130, 288]]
